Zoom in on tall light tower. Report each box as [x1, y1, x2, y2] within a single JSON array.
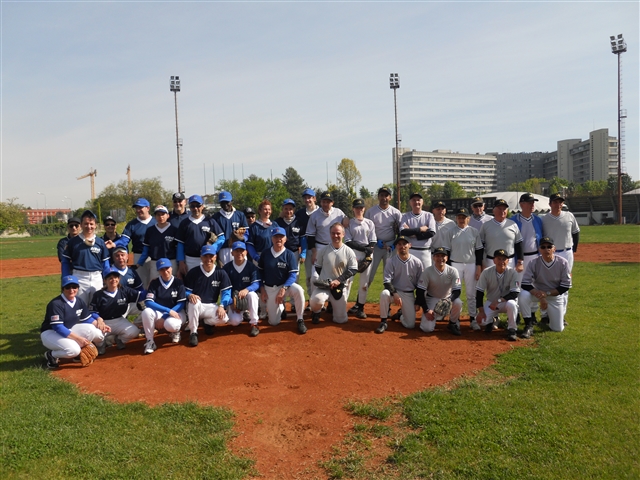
[[170, 76, 184, 194], [390, 73, 401, 208], [610, 34, 626, 224], [37, 192, 47, 224]]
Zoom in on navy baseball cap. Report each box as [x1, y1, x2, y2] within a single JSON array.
[[231, 241, 246, 251], [80, 209, 97, 220], [378, 186, 392, 195], [431, 201, 446, 209], [394, 235, 410, 246], [133, 198, 150, 208], [154, 205, 169, 214], [519, 193, 538, 203], [61, 275, 80, 288], [302, 188, 316, 197], [493, 198, 509, 208], [455, 208, 470, 217], [282, 198, 296, 207], [410, 192, 423, 199], [200, 245, 216, 256], [319, 192, 333, 201], [172, 192, 185, 201], [219, 191, 232, 202], [493, 249, 509, 258], [271, 226, 286, 236], [432, 247, 448, 256], [103, 266, 120, 278], [156, 258, 172, 270], [549, 193, 565, 202], [471, 197, 484, 206], [352, 198, 365, 208], [68, 217, 81, 225], [188, 195, 204, 206], [540, 236, 555, 246]]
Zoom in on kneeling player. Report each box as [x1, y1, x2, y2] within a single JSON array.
[[223, 241, 261, 337]]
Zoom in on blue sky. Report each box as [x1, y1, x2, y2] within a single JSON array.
[[2, 1, 638, 210]]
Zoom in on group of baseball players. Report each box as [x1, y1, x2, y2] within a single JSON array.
[[41, 186, 579, 368]]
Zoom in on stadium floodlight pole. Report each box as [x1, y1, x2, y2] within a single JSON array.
[[390, 73, 400, 208], [610, 34, 626, 224], [64, 195, 73, 213], [170, 75, 182, 193], [37, 192, 47, 224]]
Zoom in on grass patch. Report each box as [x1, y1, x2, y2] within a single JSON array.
[[346, 398, 396, 421], [0, 236, 60, 260], [578, 224, 639, 243]]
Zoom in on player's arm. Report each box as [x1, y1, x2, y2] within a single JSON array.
[[572, 231, 580, 253], [475, 288, 486, 322], [137, 245, 150, 266], [299, 236, 307, 260], [220, 286, 232, 308]]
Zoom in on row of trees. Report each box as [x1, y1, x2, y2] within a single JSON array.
[[508, 174, 639, 197]]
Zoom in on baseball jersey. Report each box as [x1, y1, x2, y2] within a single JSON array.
[[469, 213, 493, 231], [57, 235, 72, 262], [399, 211, 436, 249], [479, 218, 523, 257], [364, 205, 402, 243], [184, 265, 232, 305], [382, 253, 425, 292], [541, 212, 580, 251], [142, 224, 178, 260], [522, 255, 572, 292], [443, 225, 482, 264], [421, 264, 461, 299], [275, 216, 304, 253], [145, 276, 186, 309], [344, 217, 377, 246], [247, 220, 274, 260], [62, 235, 110, 273], [115, 265, 144, 291], [213, 208, 248, 243], [89, 286, 142, 320], [306, 207, 346, 246], [476, 266, 520, 302], [169, 211, 189, 229], [295, 206, 318, 238], [258, 247, 299, 287], [176, 215, 224, 258], [223, 259, 261, 293], [513, 213, 543, 254], [315, 243, 358, 282], [118, 216, 155, 254], [41, 294, 91, 334], [431, 218, 455, 250]]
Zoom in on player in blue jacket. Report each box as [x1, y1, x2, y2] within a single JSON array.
[[57, 216, 81, 262], [213, 191, 248, 266], [223, 241, 261, 336]]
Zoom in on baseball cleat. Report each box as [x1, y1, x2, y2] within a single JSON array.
[[116, 337, 126, 350], [189, 333, 198, 347], [520, 325, 534, 339], [484, 323, 493, 334], [281, 309, 288, 320], [470, 319, 481, 331], [249, 326, 260, 337], [204, 324, 215, 335], [170, 331, 181, 344], [348, 304, 359, 314], [375, 321, 388, 334], [97, 343, 106, 356], [311, 312, 321, 324], [355, 309, 367, 319], [447, 322, 462, 336], [44, 351, 59, 369], [143, 341, 156, 355], [507, 329, 517, 341], [297, 320, 307, 335], [390, 311, 402, 322]]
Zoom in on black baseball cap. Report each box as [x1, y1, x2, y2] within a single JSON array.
[[432, 247, 448, 256], [409, 192, 423, 199], [493, 199, 509, 208], [103, 215, 116, 224], [519, 193, 538, 203], [493, 249, 509, 258], [244, 207, 256, 216], [352, 198, 365, 208], [455, 208, 470, 217], [378, 186, 392, 196], [67, 217, 81, 225], [172, 192, 185, 201], [540, 236, 555, 246], [471, 197, 484, 206], [320, 192, 333, 201], [431, 200, 446, 209], [394, 235, 410, 246], [549, 193, 565, 202]]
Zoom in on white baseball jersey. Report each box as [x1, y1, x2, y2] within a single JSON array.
[[521, 255, 572, 292], [541, 212, 580, 251], [431, 218, 455, 250], [365, 205, 402, 243], [344, 217, 377, 245], [306, 207, 346, 246], [479, 218, 523, 257], [382, 253, 424, 292], [443, 225, 482, 264], [421, 264, 461, 299], [476, 266, 520, 303], [513, 213, 539, 253], [315, 243, 358, 282], [399, 211, 436, 249], [469, 213, 493, 231]]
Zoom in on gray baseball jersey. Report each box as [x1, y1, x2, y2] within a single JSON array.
[[365, 205, 402, 243], [476, 266, 520, 303], [541, 212, 580, 251], [421, 264, 461, 299], [469, 213, 493, 231], [431, 218, 455, 250], [521, 255, 572, 292], [344, 217, 377, 245], [479, 219, 523, 257], [306, 207, 346, 246], [513, 213, 539, 253], [399, 211, 436, 249], [315, 243, 358, 282], [443, 225, 482, 264], [382, 253, 424, 291]]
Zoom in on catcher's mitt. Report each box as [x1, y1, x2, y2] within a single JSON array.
[[204, 231, 218, 246], [433, 298, 452, 316], [79, 343, 98, 367], [233, 290, 249, 312], [232, 227, 247, 241], [357, 254, 373, 273], [312, 279, 344, 300]]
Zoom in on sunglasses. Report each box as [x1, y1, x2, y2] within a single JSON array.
[[104, 223, 116, 227], [68, 224, 80, 228], [540, 245, 554, 250], [63, 285, 79, 290]]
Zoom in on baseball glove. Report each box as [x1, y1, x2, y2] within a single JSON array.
[[357, 253, 373, 273], [79, 343, 98, 367], [204, 231, 218, 245], [433, 298, 452, 316], [233, 290, 249, 312], [312, 279, 345, 300]]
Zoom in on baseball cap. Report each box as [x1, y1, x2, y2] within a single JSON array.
[[519, 193, 538, 203], [156, 258, 172, 270], [271, 226, 286, 237], [431, 200, 446, 209], [540, 236, 555, 246], [352, 198, 365, 208], [219, 191, 232, 202], [319, 192, 333, 201], [188, 194, 204, 206], [68, 217, 81, 225], [154, 205, 169, 214], [80, 209, 97, 220], [61, 275, 80, 288], [455, 208, 470, 217], [112, 246, 128, 255], [410, 192, 423, 199], [378, 186, 392, 196], [549, 193, 565, 202], [103, 266, 121, 278], [493, 249, 509, 258], [244, 207, 256, 216], [200, 245, 216, 256], [282, 198, 296, 207], [231, 241, 247, 251], [471, 197, 484, 206], [172, 192, 185, 202], [493, 198, 509, 208], [103, 215, 115, 225], [302, 188, 316, 197], [133, 198, 150, 208], [432, 247, 448, 256], [394, 235, 410, 246]]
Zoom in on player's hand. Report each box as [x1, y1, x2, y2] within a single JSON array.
[[276, 288, 286, 304], [238, 289, 248, 299], [217, 306, 227, 321], [342, 217, 350, 228], [540, 298, 548, 310], [393, 292, 402, 307], [178, 262, 188, 279], [188, 294, 201, 304], [476, 310, 486, 324], [330, 279, 340, 289], [489, 301, 499, 310], [260, 290, 268, 303], [426, 309, 435, 321], [103, 325, 112, 333], [475, 265, 482, 281], [299, 256, 305, 264], [168, 310, 180, 319], [516, 261, 524, 273], [311, 249, 317, 265], [104, 240, 115, 249]]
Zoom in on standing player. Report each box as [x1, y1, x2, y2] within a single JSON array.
[[309, 223, 358, 325], [169, 192, 188, 229], [244, 207, 257, 227], [364, 187, 402, 285], [475, 249, 521, 341], [57, 217, 81, 262], [140, 258, 186, 354], [344, 198, 377, 318], [375, 236, 426, 334], [295, 188, 318, 298], [519, 237, 572, 336], [137, 205, 178, 282], [213, 191, 248, 266], [183, 245, 233, 347], [258, 227, 307, 333], [223, 241, 261, 337], [247, 199, 274, 265], [469, 197, 493, 231], [512, 193, 543, 277], [541, 193, 580, 274], [101, 216, 121, 259], [430, 200, 455, 250], [399, 192, 436, 268], [479, 199, 524, 271]]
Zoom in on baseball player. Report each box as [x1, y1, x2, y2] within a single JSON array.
[[541, 193, 580, 274], [399, 192, 436, 268], [244, 207, 256, 227], [223, 241, 261, 337], [375, 236, 426, 334], [275, 198, 306, 315], [295, 188, 319, 299], [61, 210, 111, 305], [430, 200, 455, 250], [89, 266, 143, 354], [420, 247, 463, 335], [57, 216, 81, 262], [479, 199, 524, 271], [101, 215, 121, 259], [364, 187, 402, 285], [519, 236, 572, 336], [306, 192, 346, 264], [310, 222, 358, 325], [42, 275, 110, 369], [111, 247, 144, 291], [344, 198, 377, 318], [140, 258, 187, 355], [169, 192, 189, 229], [213, 191, 248, 266], [137, 205, 178, 282], [175, 194, 225, 277], [183, 245, 233, 347], [112, 198, 156, 288], [247, 199, 274, 265], [258, 226, 307, 333], [441, 207, 484, 331], [475, 248, 520, 341], [469, 196, 493, 231]]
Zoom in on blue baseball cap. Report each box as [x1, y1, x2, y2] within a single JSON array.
[[80, 209, 97, 220], [271, 226, 286, 237], [103, 266, 120, 278], [282, 198, 296, 207], [188, 194, 204, 206], [61, 275, 80, 288], [218, 191, 232, 202], [200, 245, 217, 256], [156, 258, 172, 270], [302, 188, 315, 197], [231, 241, 246, 251], [133, 198, 150, 208]]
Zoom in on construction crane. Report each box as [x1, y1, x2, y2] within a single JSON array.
[[78, 168, 97, 200]]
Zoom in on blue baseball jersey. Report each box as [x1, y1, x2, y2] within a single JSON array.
[[258, 248, 298, 287], [62, 235, 110, 273], [90, 286, 142, 320], [213, 209, 248, 241], [223, 259, 261, 293], [247, 221, 273, 260], [142, 224, 178, 260], [102, 232, 122, 258], [275, 216, 303, 252], [41, 294, 92, 334], [169, 211, 189, 229], [184, 266, 232, 305], [145, 276, 186, 309], [57, 235, 72, 262], [118, 217, 156, 254], [115, 266, 144, 291], [176, 216, 224, 257]]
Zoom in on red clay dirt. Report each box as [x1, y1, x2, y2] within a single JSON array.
[[3, 244, 638, 479]]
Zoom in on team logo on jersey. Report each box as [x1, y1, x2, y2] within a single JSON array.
[[171, 291, 177, 297], [90, 246, 101, 254], [127, 278, 134, 285], [117, 298, 127, 305], [76, 309, 83, 316], [165, 236, 175, 243], [232, 222, 240, 229], [211, 280, 220, 287], [455, 278, 461, 286], [201, 226, 211, 232], [242, 276, 250, 283], [292, 227, 300, 233], [51, 315, 60, 321], [277, 262, 287, 269]]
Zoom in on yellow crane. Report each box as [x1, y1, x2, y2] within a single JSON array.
[[78, 168, 97, 200]]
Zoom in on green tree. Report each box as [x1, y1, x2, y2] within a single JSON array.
[[548, 177, 570, 195], [91, 178, 172, 222], [426, 184, 444, 203], [282, 167, 308, 206], [607, 173, 637, 195], [574, 180, 609, 197], [336, 158, 362, 200], [359, 186, 373, 199], [325, 184, 351, 215], [507, 178, 545, 194], [0, 198, 28, 231], [442, 181, 468, 199], [398, 181, 425, 212]]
